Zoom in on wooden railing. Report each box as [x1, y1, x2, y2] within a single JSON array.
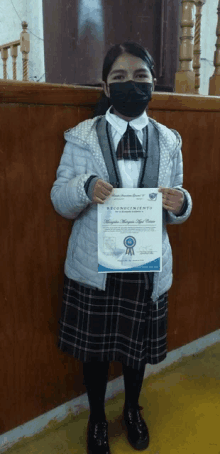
[[175, 0, 220, 95], [0, 21, 30, 81]]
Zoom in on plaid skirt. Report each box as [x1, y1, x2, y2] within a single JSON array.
[[58, 272, 169, 371]]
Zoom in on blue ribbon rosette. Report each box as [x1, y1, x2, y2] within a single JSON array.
[[124, 236, 136, 256]]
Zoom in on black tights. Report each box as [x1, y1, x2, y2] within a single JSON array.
[[83, 360, 145, 422]]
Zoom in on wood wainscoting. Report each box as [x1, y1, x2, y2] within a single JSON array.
[[0, 80, 220, 434]]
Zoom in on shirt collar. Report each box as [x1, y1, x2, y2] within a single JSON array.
[[105, 105, 148, 135]]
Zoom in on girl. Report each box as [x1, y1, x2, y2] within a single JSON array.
[[50, 41, 192, 454]]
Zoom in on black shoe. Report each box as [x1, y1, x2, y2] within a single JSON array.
[[122, 405, 150, 450], [87, 416, 111, 454]]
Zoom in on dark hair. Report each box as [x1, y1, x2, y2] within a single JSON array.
[[92, 40, 157, 118]]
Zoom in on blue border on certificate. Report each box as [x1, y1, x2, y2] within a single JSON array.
[[98, 257, 161, 272]]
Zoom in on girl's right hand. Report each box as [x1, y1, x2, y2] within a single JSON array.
[[92, 179, 114, 204]]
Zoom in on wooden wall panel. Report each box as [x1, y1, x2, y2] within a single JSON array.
[[0, 80, 220, 435], [42, 0, 179, 90], [148, 109, 220, 348]]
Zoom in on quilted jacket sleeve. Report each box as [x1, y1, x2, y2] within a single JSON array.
[[84, 175, 100, 201], [165, 129, 193, 225], [50, 141, 98, 220]]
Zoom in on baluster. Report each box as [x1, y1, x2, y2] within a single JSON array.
[[1, 48, 8, 80], [193, 0, 206, 94], [20, 21, 30, 81], [209, 0, 220, 95], [10, 45, 18, 80], [175, 0, 196, 93]]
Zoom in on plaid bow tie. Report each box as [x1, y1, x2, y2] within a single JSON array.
[[116, 123, 144, 161]]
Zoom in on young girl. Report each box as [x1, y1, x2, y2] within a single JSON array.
[[50, 41, 192, 454]]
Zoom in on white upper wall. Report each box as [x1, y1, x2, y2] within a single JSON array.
[[0, 0, 45, 82], [200, 0, 219, 95]]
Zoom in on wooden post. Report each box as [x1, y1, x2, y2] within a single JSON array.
[[20, 21, 30, 81], [10, 45, 18, 80], [175, 0, 196, 93], [1, 48, 8, 80], [193, 0, 206, 94], [209, 0, 220, 95]]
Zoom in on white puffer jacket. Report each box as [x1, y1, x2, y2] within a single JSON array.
[[50, 115, 193, 302]]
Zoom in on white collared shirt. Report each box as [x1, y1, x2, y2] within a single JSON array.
[[105, 106, 148, 188]]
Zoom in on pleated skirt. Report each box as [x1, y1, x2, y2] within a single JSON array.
[[58, 272, 169, 371]]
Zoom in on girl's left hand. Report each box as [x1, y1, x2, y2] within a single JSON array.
[[158, 186, 184, 215]]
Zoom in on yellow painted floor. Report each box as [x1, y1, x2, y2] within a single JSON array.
[[3, 342, 220, 454]]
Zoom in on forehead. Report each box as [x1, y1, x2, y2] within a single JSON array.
[[110, 53, 150, 73]]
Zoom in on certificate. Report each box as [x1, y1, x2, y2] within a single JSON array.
[[98, 188, 162, 273]]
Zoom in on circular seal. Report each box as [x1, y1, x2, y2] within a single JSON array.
[[124, 236, 136, 248]]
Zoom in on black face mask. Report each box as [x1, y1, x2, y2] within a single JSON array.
[[108, 80, 153, 118]]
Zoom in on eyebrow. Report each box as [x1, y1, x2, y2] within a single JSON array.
[[110, 69, 151, 76]]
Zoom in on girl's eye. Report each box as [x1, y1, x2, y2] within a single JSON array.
[[113, 75, 149, 80]]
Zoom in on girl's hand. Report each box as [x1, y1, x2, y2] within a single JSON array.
[[92, 179, 114, 204], [158, 186, 184, 215]]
